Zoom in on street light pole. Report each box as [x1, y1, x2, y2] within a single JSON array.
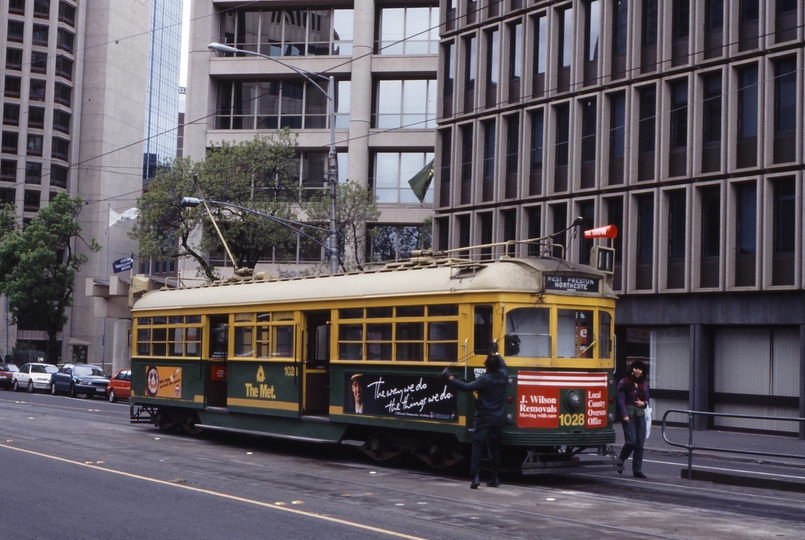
[[208, 42, 339, 274]]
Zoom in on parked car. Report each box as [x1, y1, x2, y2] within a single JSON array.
[[50, 363, 110, 398], [106, 368, 131, 402], [12, 363, 58, 392], [0, 363, 20, 389]]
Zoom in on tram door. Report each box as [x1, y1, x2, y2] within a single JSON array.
[[302, 311, 330, 414], [208, 315, 229, 407]]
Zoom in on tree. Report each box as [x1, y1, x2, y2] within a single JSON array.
[[131, 131, 300, 282], [0, 194, 100, 362], [306, 181, 381, 272]]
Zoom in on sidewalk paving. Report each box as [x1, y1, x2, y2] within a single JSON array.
[[643, 425, 805, 491]]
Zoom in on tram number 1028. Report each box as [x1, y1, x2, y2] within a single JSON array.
[[559, 413, 585, 427]]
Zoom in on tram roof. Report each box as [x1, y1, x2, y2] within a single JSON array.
[[132, 255, 615, 313]]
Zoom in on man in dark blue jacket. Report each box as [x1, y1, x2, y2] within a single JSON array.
[[444, 349, 508, 488]]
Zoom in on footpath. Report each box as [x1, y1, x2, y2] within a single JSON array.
[[645, 424, 805, 492]]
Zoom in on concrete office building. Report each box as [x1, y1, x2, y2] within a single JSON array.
[[183, 0, 437, 279], [435, 0, 804, 434], [1, 0, 181, 370]]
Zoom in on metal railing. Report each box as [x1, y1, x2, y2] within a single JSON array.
[[660, 409, 805, 478]]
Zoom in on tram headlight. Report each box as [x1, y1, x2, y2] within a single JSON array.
[[608, 413, 616, 424], [506, 414, 515, 424], [564, 390, 583, 412]]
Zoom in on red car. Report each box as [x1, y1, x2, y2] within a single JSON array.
[[0, 363, 19, 389], [107, 368, 131, 402]]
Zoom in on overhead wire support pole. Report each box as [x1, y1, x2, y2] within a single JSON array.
[[208, 42, 339, 274]]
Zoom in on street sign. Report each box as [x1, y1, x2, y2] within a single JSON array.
[[112, 256, 133, 273]]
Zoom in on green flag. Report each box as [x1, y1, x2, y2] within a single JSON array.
[[408, 159, 434, 203]]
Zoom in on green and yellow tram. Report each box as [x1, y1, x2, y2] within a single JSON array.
[[130, 240, 619, 473]]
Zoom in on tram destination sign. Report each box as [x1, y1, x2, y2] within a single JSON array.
[[544, 274, 600, 293]]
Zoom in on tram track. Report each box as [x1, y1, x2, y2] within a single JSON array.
[[4, 392, 805, 539]]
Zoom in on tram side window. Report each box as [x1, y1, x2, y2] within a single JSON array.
[[505, 307, 550, 357], [428, 320, 458, 361], [557, 309, 594, 358], [599, 311, 612, 359], [234, 313, 255, 357], [339, 323, 363, 359], [474, 305, 493, 354], [135, 315, 202, 358]]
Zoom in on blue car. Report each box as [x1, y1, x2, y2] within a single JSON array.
[[50, 363, 110, 398]]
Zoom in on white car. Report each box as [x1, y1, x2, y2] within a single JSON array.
[[12, 362, 58, 393]]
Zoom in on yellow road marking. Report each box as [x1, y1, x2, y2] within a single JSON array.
[[0, 442, 424, 539]]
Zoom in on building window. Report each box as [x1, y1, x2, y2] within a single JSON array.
[[53, 83, 71, 107], [529, 109, 544, 196], [24, 190, 40, 212], [32, 24, 49, 46], [505, 114, 519, 199], [638, 85, 656, 180], [611, 0, 628, 79], [583, 0, 600, 86], [635, 193, 654, 290], [30, 52, 48, 74], [508, 22, 522, 102], [557, 6, 573, 92], [443, 42, 455, 117], [532, 14, 547, 96], [606, 196, 624, 289], [439, 130, 451, 208], [666, 190, 686, 289], [701, 72, 721, 173], [773, 56, 796, 164], [3, 104, 20, 126], [5, 77, 21, 99], [704, 0, 724, 58], [739, 0, 759, 51], [776, 0, 798, 43], [368, 224, 431, 263], [577, 200, 595, 264], [457, 214, 470, 253], [375, 80, 436, 130], [28, 107, 45, 129], [53, 110, 70, 133], [374, 151, 434, 204], [6, 49, 22, 71], [55, 56, 73, 80], [460, 124, 473, 205], [671, 0, 689, 66], [8, 20, 24, 42], [463, 35, 476, 113], [699, 185, 720, 288], [30, 80, 47, 102], [641, 0, 658, 72], [609, 92, 625, 185], [219, 8, 354, 57], [736, 64, 758, 168], [27, 135, 44, 157], [527, 206, 541, 256], [215, 79, 346, 130], [669, 79, 688, 177], [772, 177, 795, 285], [378, 7, 438, 55], [580, 98, 596, 189], [2, 132, 18, 153], [58, 1, 75, 26], [25, 162, 42, 185], [735, 181, 756, 287], [1, 160, 17, 182], [482, 120, 495, 202], [478, 213, 493, 259], [9, 0, 25, 15], [57, 29, 75, 53], [551, 203, 568, 257], [485, 29, 499, 109], [51, 137, 69, 161], [554, 103, 570, 191], [33, 0, 50, 18], [51, 164, 68, 189]]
